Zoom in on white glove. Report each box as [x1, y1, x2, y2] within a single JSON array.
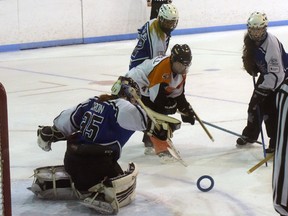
[[37, 136, 52, 151]]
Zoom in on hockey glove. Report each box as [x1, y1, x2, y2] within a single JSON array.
[[178, 105, 195, 125], [248, 87, 270, 111]]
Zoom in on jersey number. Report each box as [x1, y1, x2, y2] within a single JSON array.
[[80, 111, 103, 142]]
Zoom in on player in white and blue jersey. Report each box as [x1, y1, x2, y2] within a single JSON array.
[[129, 4, 178, 69], [236, 12, 288, 154]]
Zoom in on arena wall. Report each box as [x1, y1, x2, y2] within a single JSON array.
[[0, 0, 287, 52]]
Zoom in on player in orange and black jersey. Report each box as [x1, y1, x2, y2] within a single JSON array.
[[126, 44, 196, 161]]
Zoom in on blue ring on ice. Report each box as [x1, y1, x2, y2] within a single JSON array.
[[197, 175, 214, 192]]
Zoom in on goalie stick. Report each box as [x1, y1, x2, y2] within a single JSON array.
[[129, 88, 188, 166], [167, 139, 188, 167], [247, 153, 274, 174]]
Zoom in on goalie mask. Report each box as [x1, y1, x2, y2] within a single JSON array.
[[171, 44, 192, 74], [158, 4, 179, 35], [247, 12, 268, 42], [111, 76, 141, 104]]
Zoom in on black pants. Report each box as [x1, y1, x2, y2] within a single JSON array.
[[150, 2, 167, 19], [242, 90, 278, 149], [64, 150, 123, 191]]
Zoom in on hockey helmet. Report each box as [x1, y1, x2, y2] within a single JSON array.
[[247, 12, 268, 42], [111, 76, 141, 104], [171, 44, 192, 74], [158, 4, 179, 34]]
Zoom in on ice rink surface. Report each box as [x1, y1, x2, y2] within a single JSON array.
[[1, 26, 288, 215]]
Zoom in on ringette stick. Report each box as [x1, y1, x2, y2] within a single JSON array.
[[194, 112, 214, 142], [252, 75, 267, 166], [129, 88, 160, 129], [167, 139, 188, 167], [201, 120, 262, 145], [247, 153, 274, 174], [177, 110, 214, 142]]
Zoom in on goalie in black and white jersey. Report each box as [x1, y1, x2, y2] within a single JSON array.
[[32, 76, 180, 214]]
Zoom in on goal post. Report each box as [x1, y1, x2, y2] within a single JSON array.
[[0, 82, 12, 216]]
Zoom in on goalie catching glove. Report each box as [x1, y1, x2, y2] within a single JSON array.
[[145, 106, 181, 140], [146, 119, 168, 141]]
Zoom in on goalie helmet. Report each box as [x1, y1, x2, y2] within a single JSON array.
[[111, 76, 141, 104], [247, 12, 268, 42], [158, 4, 179, 35], [170, 44, 192, 74]]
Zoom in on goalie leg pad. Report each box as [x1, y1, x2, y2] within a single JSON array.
[[83, 194, 119, 215], [111, 162, 139, 207], [83, 162, 139, 214], [29, 165, 82, 200]]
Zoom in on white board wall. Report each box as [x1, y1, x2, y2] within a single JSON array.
[[0, 0, 287, 51]]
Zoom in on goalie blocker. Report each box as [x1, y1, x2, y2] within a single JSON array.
[[29, 162, 139, 214]]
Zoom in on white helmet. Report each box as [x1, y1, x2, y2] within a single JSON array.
[[247, 12, 268, 28], [111, 76, 141, 104], [158, 4, 179, 21], [247, 12, 268, 42], [158, 4, 179, 34]]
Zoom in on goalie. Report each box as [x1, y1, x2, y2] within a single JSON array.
[[34, 76, 180, 214]]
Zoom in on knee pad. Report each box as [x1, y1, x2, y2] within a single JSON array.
[[29, 165, 80, 200]]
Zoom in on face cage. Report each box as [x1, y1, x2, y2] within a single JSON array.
[[125, 86, 141, 105], [248, 27, 267, 42], [172, 61, 191, 75], [159, 17, 178, 31]]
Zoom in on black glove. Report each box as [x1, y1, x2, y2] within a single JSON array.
[[152, 126, 168, 141], [146, 119, 168, 141], [164, 98, 177, 115], [178, 105, 195, 125], [248, 87, 270, 111]]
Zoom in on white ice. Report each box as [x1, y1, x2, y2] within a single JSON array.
[[1, 26, 288, 216]]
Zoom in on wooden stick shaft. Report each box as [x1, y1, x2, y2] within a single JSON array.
[[194, 112, 214, 142], [247, 153, 274, 174]]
